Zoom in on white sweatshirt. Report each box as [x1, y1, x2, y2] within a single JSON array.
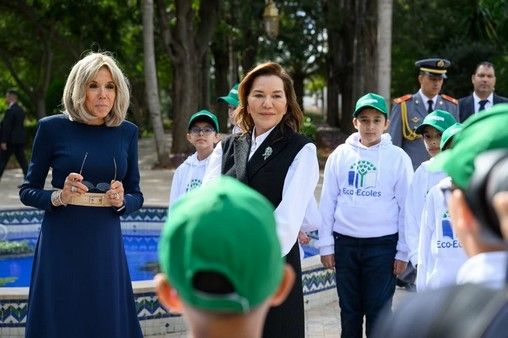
[[318, 133, 413, 261], [405, 159, 447, 265], [416, 178, 467, 292], [169, 153, 211, 207]]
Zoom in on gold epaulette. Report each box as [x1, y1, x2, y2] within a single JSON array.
[[393, 94, 412, 104], [441, 94, 458, 105]]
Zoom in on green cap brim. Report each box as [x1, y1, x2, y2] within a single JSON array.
[[353, 105, 387, 117], [218, 96, 239, 107]]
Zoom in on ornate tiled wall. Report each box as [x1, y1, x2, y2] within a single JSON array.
[[0, 207, 336, 336]]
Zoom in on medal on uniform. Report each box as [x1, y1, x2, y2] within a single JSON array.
[[412, 116, 420, 123], [262, 146, 273, 160]]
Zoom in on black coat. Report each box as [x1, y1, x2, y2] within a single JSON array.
[[1, 102, 26, 144], [458, 93, 508, 122]]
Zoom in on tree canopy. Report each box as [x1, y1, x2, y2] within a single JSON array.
[[1, 0, 507, 163]]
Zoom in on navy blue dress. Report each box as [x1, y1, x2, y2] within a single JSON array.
[[19, 114, 143, 338]]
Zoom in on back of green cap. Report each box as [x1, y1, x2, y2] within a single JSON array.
[[159, 176, 283, 313]]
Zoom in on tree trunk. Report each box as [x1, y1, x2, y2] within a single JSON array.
[[199, 50, 210, 110], [172, 58, 200, 154], [377, 0, 393, 102], [353, 0, 377, 99], [324, 0, 341, 127], [212, 36, 230, 133], [338, 0, 356, 134], [142, 0, 170, 167], [156, 0, 221, 155], [292, 70, 305, 113]]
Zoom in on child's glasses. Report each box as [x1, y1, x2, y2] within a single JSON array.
[[189, 127, 215, 136], [79, 152, 117, 192]]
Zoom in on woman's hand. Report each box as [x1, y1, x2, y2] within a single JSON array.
[[107, 180, 125, 208], [61, 173, 87, 204], [321, 254, 335, 270], [393, 259, 407, 277]]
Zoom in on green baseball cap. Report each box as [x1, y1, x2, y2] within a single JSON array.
[[353, 92, 387, 117], [217, 84, 239, 107], [440, 123, 463, 151], [415, 109, 457, 134], [188, 110, 220, 132], [158, 176, 283, 313], [431, 103, 508, 189]]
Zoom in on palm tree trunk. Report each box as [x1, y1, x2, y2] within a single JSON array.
[[142, 0, 170, 166]]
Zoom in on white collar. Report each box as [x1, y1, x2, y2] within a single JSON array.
[[456, 251, 507, 289], [249, 126, 276, 160], [418, 90, 437, 105], [473, 92, 494, 104]]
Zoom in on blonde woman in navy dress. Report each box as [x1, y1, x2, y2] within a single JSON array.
[[204, 62, 319, 338], [19, 52, 143, 338]]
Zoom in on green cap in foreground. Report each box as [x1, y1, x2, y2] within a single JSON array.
[[158, 176, 283, 313], [415, 109, 457, 134], [353, 92, 388, 117], [431, 103, 508, 189]]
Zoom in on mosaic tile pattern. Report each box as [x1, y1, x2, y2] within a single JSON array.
[[0, 301, 27, 327], [0, 266, 336, 329], [303, 267, 337, 296], [0, 207, 335, 334], [135, 293, 173, 320]]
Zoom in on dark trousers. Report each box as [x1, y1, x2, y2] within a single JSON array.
[[263, 242, 304, 338], [334, 233, 397, 338], [0, 143, 28, 179]]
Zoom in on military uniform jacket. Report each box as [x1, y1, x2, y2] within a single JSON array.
[[388, 92, 458, 170]]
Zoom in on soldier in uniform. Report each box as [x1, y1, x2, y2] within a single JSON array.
[[389, 58, 459, 170]]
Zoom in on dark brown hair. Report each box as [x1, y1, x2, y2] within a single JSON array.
[[234, 62, 303, 133]]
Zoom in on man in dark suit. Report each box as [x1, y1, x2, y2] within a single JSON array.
[[0, 89, 28, 181], [458, 61, 508, 122]]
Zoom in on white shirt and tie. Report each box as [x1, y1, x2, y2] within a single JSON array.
[[418, 90, 437, 114], [473, 92, 494, 113]]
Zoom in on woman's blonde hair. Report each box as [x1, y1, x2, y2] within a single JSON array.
[[62, 52, 130, 127], [235, 62, 303, 133]]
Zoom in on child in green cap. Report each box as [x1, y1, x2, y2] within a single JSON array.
[[319, 92, 413, 337], [169, 110, 220, 207], [415, 123, 467, 291], [217, 84, 240, 133], [155, 177, 295, 338], [402, 109, 457, 290]]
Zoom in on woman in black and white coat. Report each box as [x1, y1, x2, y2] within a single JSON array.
[[204, 62, 319, 338]]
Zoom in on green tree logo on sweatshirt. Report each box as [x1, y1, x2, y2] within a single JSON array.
[[348, 160, 377, 188], [186, 178, 202, 192]]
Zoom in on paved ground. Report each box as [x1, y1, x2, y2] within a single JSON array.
[[0, 136, 412, 337]]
